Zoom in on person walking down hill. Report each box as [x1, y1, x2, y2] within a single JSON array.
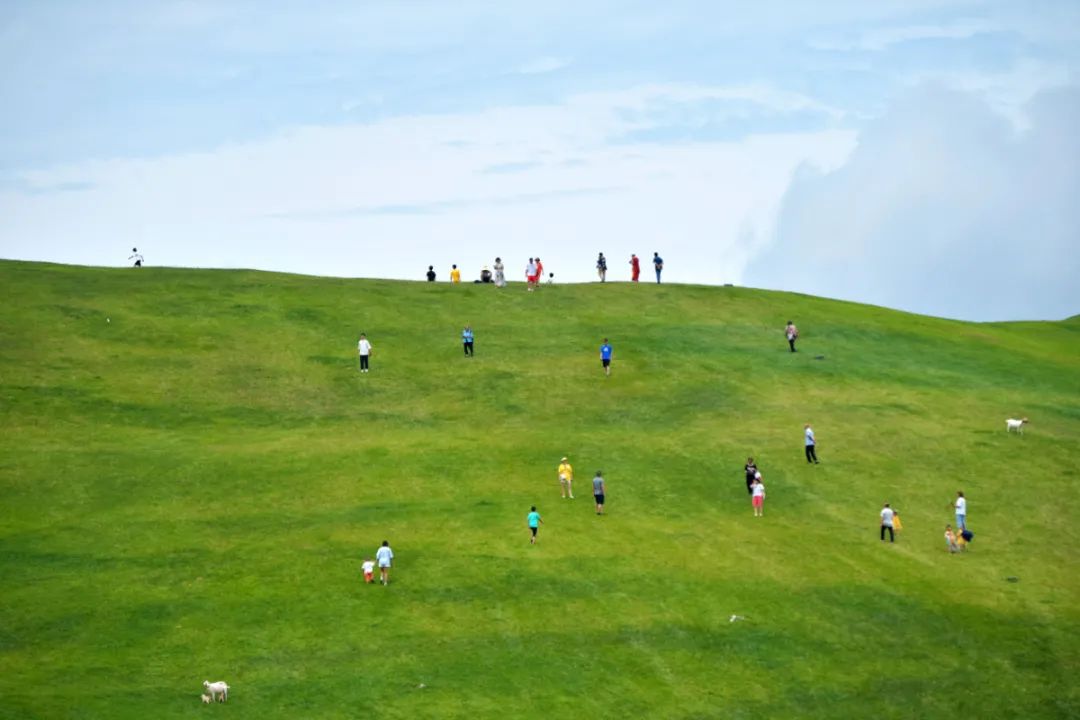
[[804, 424, 819, 464], [880, 503, 896, 543], [597, 252, 608, 282], [751, 475, 766, 516], [600, 338, 613, 377], [785, 321, 799, 352], [462, 325, 474, 357], [653, 252, 664, 283], [744, 457, 758, 495], [450, 265, 461, 284], [357, 333, 373, 373], [629, 254, 641, 282], [527, 506, 544, 544], [375, 540, 394, 585], [426, 265, 436, 282], [526, 258, 538, 292], [558, 457, 574, 499], [129, 248, 143, 267], [592, 471, 606, 515], [954, 492, 967, 531], [493, 258, 506, 288]]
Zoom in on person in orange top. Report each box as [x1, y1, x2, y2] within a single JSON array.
[[629, 254, 640, 282], [534, 257, 544, 287]]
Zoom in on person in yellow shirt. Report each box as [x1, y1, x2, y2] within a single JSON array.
[[557, 456, 574, 499], [450, 264, 461, 283]]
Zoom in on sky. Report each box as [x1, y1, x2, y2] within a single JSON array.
[[1, 1, 1078, 321]]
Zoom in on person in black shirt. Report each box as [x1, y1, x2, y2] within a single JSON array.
[[426, 265, 436, 282], [744, 457, 758, 495]]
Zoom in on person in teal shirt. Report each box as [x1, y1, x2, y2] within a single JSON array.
[[462, 325, 474, 356], [527, 506, 543, 544]]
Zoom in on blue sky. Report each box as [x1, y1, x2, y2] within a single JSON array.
[[1, 0, 1078, 320]]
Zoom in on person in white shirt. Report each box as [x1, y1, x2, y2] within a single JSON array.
[[357, 333, 373, 373], [751, 474, 766, 517], [128, 247, 143, 267], [804, 424, 819, 464], [375, 541, 394, 585], [880, 503, 896, 543], [954, 492, 967, 531], [361, 558, 375, 584]]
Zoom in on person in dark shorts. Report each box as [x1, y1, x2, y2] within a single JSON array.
[[592, 471, 606, 515], [462, 325, 474, 356], [744, 457, 758, 494], [426, 265, 436, 281], [527, 506, 543, 544], [600, 338, 613, 376]]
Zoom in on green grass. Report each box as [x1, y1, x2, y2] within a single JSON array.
[[1, 260, 1078, 719]]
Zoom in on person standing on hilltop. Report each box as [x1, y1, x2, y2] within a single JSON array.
[[785, 321, 799, 352], [804, 423, 819, 464], [600, 338, 614, 377], [426, 265, 436, 282], [493, 257, 506, 288], [597, 252, 608, 282], [450, 265, 461, 284], [653, 252, 664, 283], [129, 248, 143, 267], [534, 257, 544, 288], [526, 258, 538, 292], [629, 254, 641, 282], [357, 333, 373, 373], [462, 325, 475, 357]]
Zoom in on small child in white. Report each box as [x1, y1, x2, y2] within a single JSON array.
[[944, 525, 959, 553], [361, 557, 375, 584]]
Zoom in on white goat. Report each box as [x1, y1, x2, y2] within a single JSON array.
[[203, 680, 230, 703], [201, 694, 212, 704], [1006, 417, 1029, 434]]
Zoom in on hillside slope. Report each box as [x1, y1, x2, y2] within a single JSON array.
[[1, 260, 1078, 719]]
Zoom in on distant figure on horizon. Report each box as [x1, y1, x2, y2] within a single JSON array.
[[375, 540, 394, 585], [357, 333, 373, 373], [629, 254, 640, 282], [535, 257, 544, 288], [426, 265, 436, 282], [786, 321, 799, 352], [880, 503, 896, 542], [527, 506, 544, 544], [129, 248, 143, 267], [593, 471, 606, 515], [462, 324, 474, 357], [480, 266, 492, 283], [804, 424, 819, 464], [450, 265, 461, 284], [597, 252, 607, 282], [600, 338, 613, 376], [526, 258, 538, 292], [546, 272, 554, 284], [744, 457, 758, 495], [653, 252, 664, 283], [493, 257, 506, 288]]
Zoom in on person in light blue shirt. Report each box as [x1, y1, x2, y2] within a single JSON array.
[[600, 338, 613, 377], [462, 325, 474, 357], [653, 252, 663, 283], [375, 540, 394, 585], [804, 424, 819, 464], [527, 506, 544, 544]]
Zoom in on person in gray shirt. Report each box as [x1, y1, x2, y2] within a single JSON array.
[[592, 471, 606, 515]]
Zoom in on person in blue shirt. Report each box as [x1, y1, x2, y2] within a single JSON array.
[[527, 506, 543, 544], [653, 252, 664, 283], [462, 325, 474, 356], [600, 338, 613, 376]]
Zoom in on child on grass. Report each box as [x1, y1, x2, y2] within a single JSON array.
[[362, 557, 375, 583], [944, 526, 959, 553]]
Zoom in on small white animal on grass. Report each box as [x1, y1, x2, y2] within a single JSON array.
[[201, 694, 212, 704], [1006, 417, 1029, 434], [203, 681, 230, 703]]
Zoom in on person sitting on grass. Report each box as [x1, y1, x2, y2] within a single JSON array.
[[362, 557, 376, 583]]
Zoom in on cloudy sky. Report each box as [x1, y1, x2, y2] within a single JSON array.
[[1, 0, 1078, 321]]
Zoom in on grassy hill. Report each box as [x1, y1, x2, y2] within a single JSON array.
[[1, 260, 1077, 719]]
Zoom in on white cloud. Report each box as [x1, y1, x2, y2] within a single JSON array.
[[744, 84, 1080, 321], [809, 17, 997, 52], [0, 83, 855, 286], [515, 57, 572, 75]]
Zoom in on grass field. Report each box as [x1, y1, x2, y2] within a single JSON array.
[[1, 260, 1078, 719]]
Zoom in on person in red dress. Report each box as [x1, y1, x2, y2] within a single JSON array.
[[629, 254, 640, 282]]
